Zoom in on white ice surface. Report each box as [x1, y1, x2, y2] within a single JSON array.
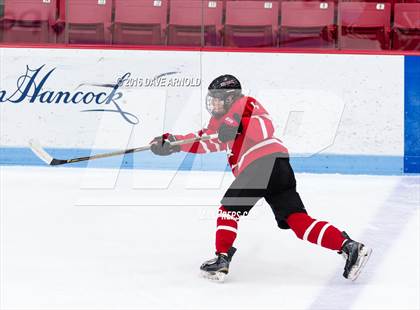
[[0, 166, 419, 310]]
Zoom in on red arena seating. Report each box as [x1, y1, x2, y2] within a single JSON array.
[[279, 1, 336, 48], [392, 3, 420, 50], [1, 0, 57, 43], [58, 0, 112, 44], [224, 1, 279, 47], [339, 2, 391, 50], [113, 0, 168, 45], [168, 0, 223, 46]]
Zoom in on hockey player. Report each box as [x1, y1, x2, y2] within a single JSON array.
[[150, 74, 372, 282]]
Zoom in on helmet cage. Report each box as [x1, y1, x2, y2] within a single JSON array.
[[205, 89, 241, 117]]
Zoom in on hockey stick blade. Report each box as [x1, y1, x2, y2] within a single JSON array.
[[50, 158, 70, 166], [28, 139, 54, 165]]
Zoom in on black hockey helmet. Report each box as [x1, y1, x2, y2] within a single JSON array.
[[206, 74, 243, 117]]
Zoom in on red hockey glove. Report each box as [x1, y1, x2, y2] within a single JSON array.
[[150, 133, 181, 156], [218, 114, 242, 143]]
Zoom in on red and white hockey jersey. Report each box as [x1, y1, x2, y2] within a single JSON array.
[[175, 96, 288, 176]]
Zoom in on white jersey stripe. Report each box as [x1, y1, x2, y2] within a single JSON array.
[[317, 223, 331, 246], [236, 138, 284, 170], [258, 114, 273, 121], [208, 139, 221, 152], [303, 220, 320, 241], [252, 115, 268, 139], [217, 225, 237, 234], [199, 141, 211, 153]]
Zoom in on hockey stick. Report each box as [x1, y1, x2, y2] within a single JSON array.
[[28, 134, 218, 166]]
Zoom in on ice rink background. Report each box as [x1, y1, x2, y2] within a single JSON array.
[[1, 166, 418, 310], [0, 48, 418, 309]]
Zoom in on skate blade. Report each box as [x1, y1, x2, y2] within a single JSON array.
[[200, 270, 227, 283], [348, 246, 372, 281]]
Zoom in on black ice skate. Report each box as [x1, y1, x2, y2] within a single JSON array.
[[340, 232, 372, 281], [200, 247, 237, 282]]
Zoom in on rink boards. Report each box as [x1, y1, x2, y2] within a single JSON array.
[[0, 47, 419, 174]]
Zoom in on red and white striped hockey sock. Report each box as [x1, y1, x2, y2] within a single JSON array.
[[286, 212, 346, 251], [215, 206, 239, 254]]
